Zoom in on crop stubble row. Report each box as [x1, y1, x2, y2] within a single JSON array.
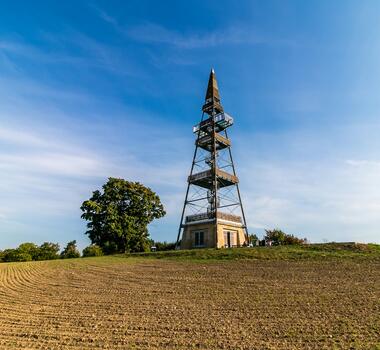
[[0, 258, 379, 349]]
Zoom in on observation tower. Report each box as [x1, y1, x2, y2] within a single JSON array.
[[176, 69, 248, 249]]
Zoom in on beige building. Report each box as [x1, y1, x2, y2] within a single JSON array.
[[180, 212, 246, 249]]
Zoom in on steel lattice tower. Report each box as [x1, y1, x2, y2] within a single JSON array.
[[176, 69, 249, 249]]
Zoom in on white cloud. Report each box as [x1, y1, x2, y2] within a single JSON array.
[[0, 126, 48, 147], [346, 159, 380, 167], [237, 153, 380, 243], [1, 22, 380, 246], [0, 153, 103, 177]]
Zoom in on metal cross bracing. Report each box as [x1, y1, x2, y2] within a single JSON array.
[[176, 69, 249, 247]]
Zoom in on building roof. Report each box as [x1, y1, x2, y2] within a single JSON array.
[[202, 68, 224, 115]]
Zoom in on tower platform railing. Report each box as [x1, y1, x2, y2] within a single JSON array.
[[193, 112, 234, 135], [188, 168, 239, 189], [185, 211, 243, 224], [196, 133, 231, 151]]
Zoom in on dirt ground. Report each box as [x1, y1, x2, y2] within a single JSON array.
[[0, 256, 379, 349]]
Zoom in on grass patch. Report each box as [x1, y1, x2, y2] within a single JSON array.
[[124, 243, 380, 261]]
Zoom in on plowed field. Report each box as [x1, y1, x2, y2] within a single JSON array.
[[0, 256, 379, 349]]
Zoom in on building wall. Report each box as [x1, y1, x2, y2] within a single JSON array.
[[181, 221, 246, 249], [216, 222, 246, 248], [180, 222, 216, 250]]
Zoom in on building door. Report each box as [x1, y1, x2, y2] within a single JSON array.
[[224, 230, 235, 248]]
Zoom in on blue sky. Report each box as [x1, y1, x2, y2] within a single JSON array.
[[1, 0, 380, 250]]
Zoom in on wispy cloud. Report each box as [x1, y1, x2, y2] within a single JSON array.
[[0, 33, 142, 77], [0, 38, 84, 66], [0, 126, 49, 147], [91, 6, 286, 50], [345, 159, 380, 167], [0, 106, 189, 247], [126, 22, 266, 49], [1, 2, 380, 248], [239, 152, 380, 243], [89, 3, 122, 29], [61, 31, 143, 76]]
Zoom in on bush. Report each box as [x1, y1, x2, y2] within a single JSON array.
[[0, 242, 61, 263], [82, 245, 103, 257], [282, 234, 307, 245], [264, 229, 307, 246], [60, 240, 81, 259], [2, 249, 33, 262]]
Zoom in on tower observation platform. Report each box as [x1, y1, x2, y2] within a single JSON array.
[[176, 69, 249, 249]]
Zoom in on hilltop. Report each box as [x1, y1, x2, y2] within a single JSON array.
[[128, 242, 380, 261]]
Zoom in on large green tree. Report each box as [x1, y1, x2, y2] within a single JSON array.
[[80, 178, 166, 254]]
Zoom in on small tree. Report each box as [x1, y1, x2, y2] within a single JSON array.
[[82, 245, 103, 257], [60, 240, 80, 259], [264, 229, 306, 245], [248, 234, 259, 246], [264, 229, 286, 245], [81, 178, 166, 254]]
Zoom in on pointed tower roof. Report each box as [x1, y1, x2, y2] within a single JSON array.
[[202, 68, 224, 115]]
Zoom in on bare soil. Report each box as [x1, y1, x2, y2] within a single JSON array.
[[0, 256, 379, 349]]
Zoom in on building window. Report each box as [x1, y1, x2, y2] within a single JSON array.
[[194, 231, 205, 247]]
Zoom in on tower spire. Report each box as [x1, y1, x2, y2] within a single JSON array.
[[202, 68, 224, 115]]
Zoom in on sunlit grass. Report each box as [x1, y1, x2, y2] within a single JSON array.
[[125, 243, 380, 261]]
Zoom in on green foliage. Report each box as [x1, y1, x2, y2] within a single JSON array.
[[82, 245, 104, 257], [152, 241, 176, 251], [368, 243, 380, 252], [60, 240, 81, 259], [2, 248, 33, 262], [81, 178, 166, 254], [264, 229, 307, 245], [0, 242, 60, 262], [18, 242, 40, 260], [37, 242, 60, 261], [248, 234, 259, 245]]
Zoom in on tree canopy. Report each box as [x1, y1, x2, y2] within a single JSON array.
[[38, 242, 60, 260], [60, 240, 81, 259], [80, 178, 166, 254], [0, 242, 60, 262]]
